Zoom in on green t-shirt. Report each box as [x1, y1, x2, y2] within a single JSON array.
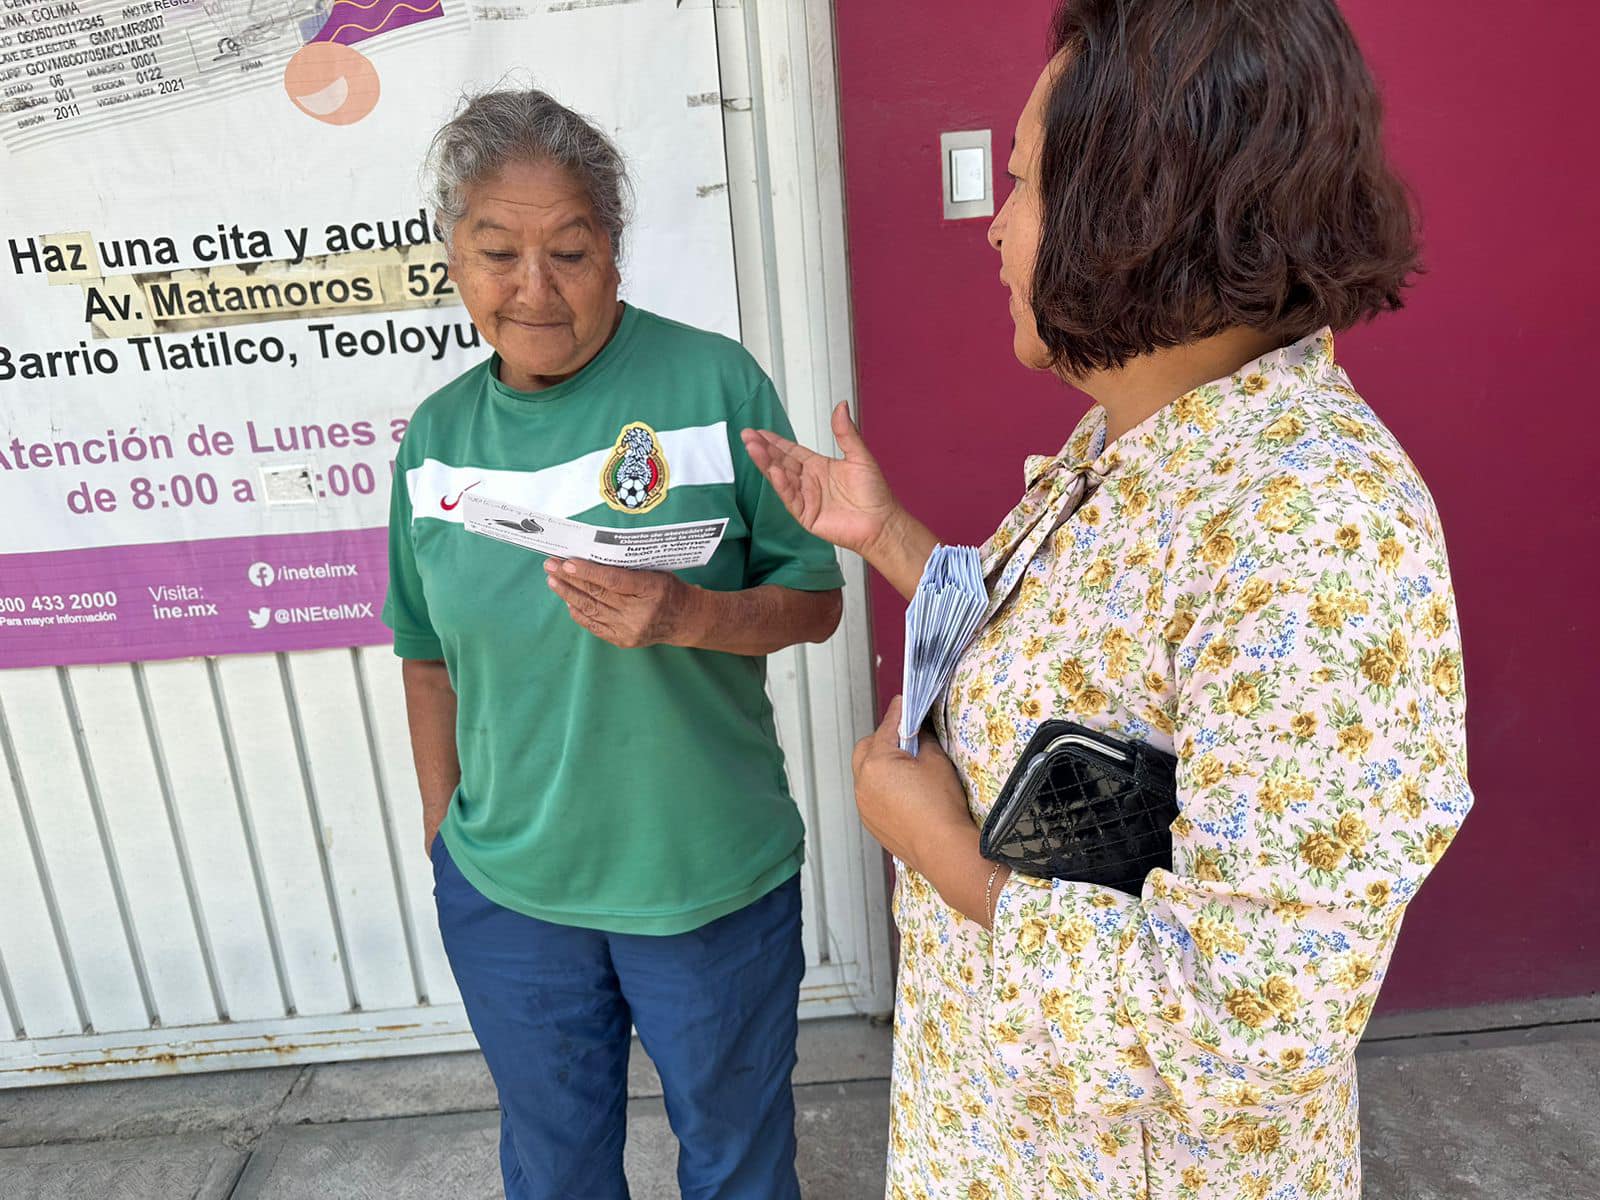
[[383, 305, 845, 935]]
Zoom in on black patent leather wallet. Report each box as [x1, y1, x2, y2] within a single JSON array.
[[978, 720, 1180, 896]]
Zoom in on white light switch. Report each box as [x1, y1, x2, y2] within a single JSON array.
[[939, 130, 993, 219], [950, 146, 987, 204]]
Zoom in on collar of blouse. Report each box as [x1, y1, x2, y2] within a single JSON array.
[[1022, 326, 1338, 495], [978, 327, 1339, 614]]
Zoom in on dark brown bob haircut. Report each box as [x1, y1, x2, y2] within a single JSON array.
[[1034, 0, 1419, 376]]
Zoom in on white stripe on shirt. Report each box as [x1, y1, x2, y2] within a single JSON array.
[[406, 421, 736, 524]]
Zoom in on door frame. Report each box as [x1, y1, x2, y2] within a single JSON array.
[[716, 0, 893, 1021]]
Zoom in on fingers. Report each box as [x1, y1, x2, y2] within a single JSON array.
[[547, 575, 621, 612], [740, 428, 788, 474], [740, 431, 797, 501], [549, 585, 627, 644], [744, 427, 824, 477], [740, 429, 801, 482], [754, 456, 802, 508], [741, 435, 810, 521], [741, 432, 773, 474], [549, 557, 639, 594], [741, 426, 800, 459], [545, 562, 669, 650], [551, 574, 624, 607]]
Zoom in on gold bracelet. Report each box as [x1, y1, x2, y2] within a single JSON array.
[[984, 862, 1003, 924]]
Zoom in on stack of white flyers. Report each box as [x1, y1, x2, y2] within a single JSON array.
[[899, 545, 987, 754]]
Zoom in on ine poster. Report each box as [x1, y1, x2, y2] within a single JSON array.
[[0, 0, 737, 667]]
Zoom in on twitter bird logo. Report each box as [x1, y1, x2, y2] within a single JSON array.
[[248, 607, 272, 629]]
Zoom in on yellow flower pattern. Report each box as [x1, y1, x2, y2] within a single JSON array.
[[886, 331, 1471, 1199]]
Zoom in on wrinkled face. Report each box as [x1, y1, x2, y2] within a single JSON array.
[[988, 55, 1066, 373], [447, 158, 621, 390]]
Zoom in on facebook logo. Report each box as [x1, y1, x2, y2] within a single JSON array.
[[248, 562, 276, 588]]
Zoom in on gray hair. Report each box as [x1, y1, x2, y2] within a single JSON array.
[[425, 87, 633, 260]]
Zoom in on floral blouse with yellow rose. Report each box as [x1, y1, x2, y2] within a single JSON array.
[[887, 330, 1470, 1200]]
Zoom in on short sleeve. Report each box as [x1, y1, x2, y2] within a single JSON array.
[[381, 449, 445, 660], [730, 378, 847, 593]]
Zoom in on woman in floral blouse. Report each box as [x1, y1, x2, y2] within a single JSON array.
[[744, 1, 1470, 1197]]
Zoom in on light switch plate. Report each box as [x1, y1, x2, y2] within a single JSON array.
[[940, 129, 993, 219], [951, 147, 986, 203]]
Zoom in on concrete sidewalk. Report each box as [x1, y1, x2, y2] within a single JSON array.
[[1, 998, 1595, 1199]]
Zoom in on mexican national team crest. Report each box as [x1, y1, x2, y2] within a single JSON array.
[[600, 422, 670, 513]]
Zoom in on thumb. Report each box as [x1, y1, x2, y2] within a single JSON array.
[[877, 695, 905, 744], [832, 402, 878, 465]]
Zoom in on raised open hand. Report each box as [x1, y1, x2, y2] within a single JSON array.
[[740, 402, 902, 558]]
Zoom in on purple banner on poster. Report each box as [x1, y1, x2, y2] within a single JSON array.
[[0, 529, 392, 669]]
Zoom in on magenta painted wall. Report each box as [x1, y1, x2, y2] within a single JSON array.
[[834, 1, 1599, 1010]]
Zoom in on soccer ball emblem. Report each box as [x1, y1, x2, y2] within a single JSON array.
[[617, 478, 649, 508], [602, 422, 668, 512]]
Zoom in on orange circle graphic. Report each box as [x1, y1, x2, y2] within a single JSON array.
[[283, 42, 381, 125]]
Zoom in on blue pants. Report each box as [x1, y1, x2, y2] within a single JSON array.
[[432, 839, 805, 1200]]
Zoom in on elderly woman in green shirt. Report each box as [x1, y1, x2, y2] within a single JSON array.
[[385, 87, 843, 1199]]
